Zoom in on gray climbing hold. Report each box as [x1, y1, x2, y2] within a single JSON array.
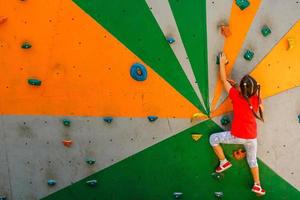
[[214, 191, 224, 199], [173, 192, 183, 199], [86, 179, 97, 187]]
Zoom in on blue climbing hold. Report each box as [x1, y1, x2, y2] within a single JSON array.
[[166, 37, 175, 44], [103, 117, 113, 123], [130, 63, 147, 81], [86, 180, 97, 187], [148, 116, 158, 122], [47, 179, 57, 186]]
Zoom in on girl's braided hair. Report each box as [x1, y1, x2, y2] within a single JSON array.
[[239, 75, 264, 122]]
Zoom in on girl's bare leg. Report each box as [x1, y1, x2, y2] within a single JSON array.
[[213, 145, 226, 160]]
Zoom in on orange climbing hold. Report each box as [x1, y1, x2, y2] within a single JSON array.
[[220, 25, 232, 38], [191, 134, 202, 141], [233, 149, 246, 160], [62, 140, 73, 147], [0, 16, 7, 24], [287, 38, 295, 50]]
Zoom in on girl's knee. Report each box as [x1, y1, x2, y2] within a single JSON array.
[[247, 157, 258, 168], [209, 133, 219, 146]]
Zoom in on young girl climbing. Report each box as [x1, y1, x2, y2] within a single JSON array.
[[209, 52, 266, 195]]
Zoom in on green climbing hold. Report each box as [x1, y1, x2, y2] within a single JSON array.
[[86, 180, 97, 187], [62, 119, 71, 127], [243, 50, 254, 61], [28, 79, 42, 86], [215, 191, 224, 199], [0, 196, 7, 200], [298, 115, 300, 123], [261, 25, 271, 37], [86, 158, 96, 165], [235, 0, 250, 10], [216, 54, 220, 65], [220, 116, 230, 126], [21, 42, 32, 49]]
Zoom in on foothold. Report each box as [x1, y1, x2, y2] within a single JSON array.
[[62, 119, 71, 127], [47, 179, 57, 186], [86, 180, 97, 187], [130, 63, 147, 81], [28, 79, 42, 86], [220, 116, 230, 126], [103, 117, 113, 123], [233, 148, 246, 160], [62, 140, 73, 147], [0, 16, 8, 24], [243, 50, 254, 61], [220, 25, 231, 38], [261, 25, 271, 37], [191, 112, 206, 122], [191, 134, 202, 141], [287, 38, 295, 50], [214, 191, 224, 199], [147, 116, 158, 122], [235, 0, 250, 10], [166, 37, 176, 44], [21, 42, 32, 49], [211, 172, 224, 181], [173, 192, 183, 199], [0, 196, 7, 200], [86, 158, 96, 165]]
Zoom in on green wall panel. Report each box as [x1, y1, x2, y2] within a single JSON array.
[[72, 0, 207, 114], [42, 120, 299, 200], [169, 0, 210, 112]]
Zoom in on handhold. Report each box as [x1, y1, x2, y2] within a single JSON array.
[[47, 179, 57, 186], [216, 52, 229, 65], [86, 158, 96, 165], [220, 116, 230, 126], [243, 49, 254, 61], [0, 196, 7, 200], [28, 79, 42, 86], [261, 25, 271, 37], [0, 16, 8, 24], [214, 191, 224, 199], [62, 140, 73, 147], [297, 115, 300, 123], [21, 42, 32, 49], [191, 134, 202, 141], [130, 63, 147, 81], [211, 172, 224, 181], [147, 116, 158, 122], [235, 0, 250, 10], [166, 37, 176, 44], [86, 180, 97, 187], [233, 148, 246, 160], [191, 112, 206, 122], [220, 25, 231, 38], [287, 38, 295, 50], [173, 192, 183, 199], [62, 119, 71, 127], [103, 117, 113, 123]]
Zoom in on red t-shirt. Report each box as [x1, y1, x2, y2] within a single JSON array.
[[229, 87, 259, 139]]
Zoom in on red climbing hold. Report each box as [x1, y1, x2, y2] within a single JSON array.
[[220, 25, 231, 38], [62, 140, 73, 147], [0, 16, 8, 24], [233, 148, 246, 160]]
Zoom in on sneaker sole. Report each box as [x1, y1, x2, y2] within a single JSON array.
[[252, 189, 266, 196], [215, 163, 232, 173]]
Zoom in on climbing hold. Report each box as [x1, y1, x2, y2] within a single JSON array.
[[0, 196, 7, 200], [214, 191, 224, 199], [191, 134, 202, 141], [220, 116, 230, 126], [191, 112, 206, 122], [0, 16, 8, 24], [235, 0, 250, 10], [86, 180, 97, 187], [47, 179, 57, 186], [86, 158, 96, 165], [173, 192, 183, 199], [148, 116, 158, 122], [21, 42, 32, 49], [62, 119, 71, 127], [103, 117, 113, 123], [233, 148, 246, 160], [28, 79, 42, 86], [130, 63, 147, 81], [166, 37, 176, 44], [220, 25, 231, 38], [297, 115, 300, 123], [261, 25, 271, 37], [243, 50, 254, 61], [216, 52, 229, 65], [62, 140, 73, 147], [211, 172, 224, 181], [287, 38, 295, 50]]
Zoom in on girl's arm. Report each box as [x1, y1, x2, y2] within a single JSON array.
[[219, 52, 232, 93]]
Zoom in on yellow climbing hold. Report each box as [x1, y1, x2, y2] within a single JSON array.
[[192, 134, 203, 141], [191, 112, 206, 122], [287, 38, 295, 50]]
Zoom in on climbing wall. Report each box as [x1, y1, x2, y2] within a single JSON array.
[[0, 0, 299, 200]]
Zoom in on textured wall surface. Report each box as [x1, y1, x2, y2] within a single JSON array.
[[0, 0, 299, 199]]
